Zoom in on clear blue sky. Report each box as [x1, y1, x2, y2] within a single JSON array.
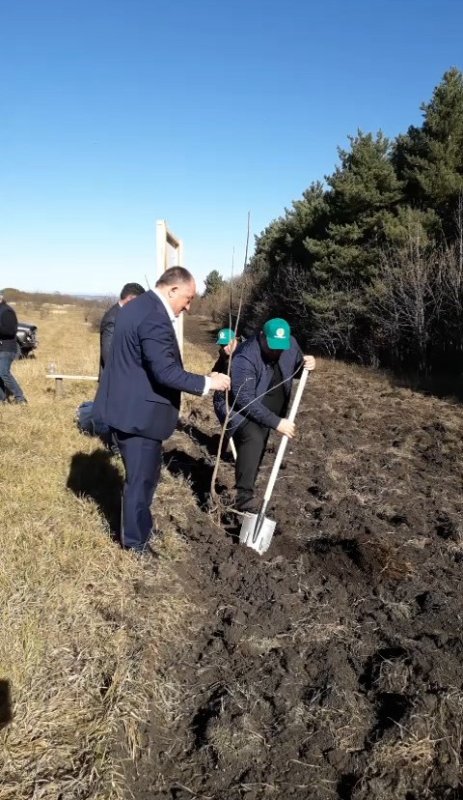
[[1, 0, 462, 295]]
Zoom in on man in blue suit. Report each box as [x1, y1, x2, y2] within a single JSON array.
[[93, 267, 230, 554]]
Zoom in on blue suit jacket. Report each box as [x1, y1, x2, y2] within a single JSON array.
[[93, 291, 205, 440]]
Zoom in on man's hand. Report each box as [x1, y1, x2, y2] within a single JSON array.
[[209, 372, 231, 391], [276, 419, 296, 438], [303, 355, 316, 371]]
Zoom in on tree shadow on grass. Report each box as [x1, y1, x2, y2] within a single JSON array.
[[386, 369, 463, 403], [67, 450, 123, 542]]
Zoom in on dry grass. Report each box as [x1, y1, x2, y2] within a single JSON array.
[[0, 304, 211, 800], [372, 732, 436, 771], [357, 690, 463, 798]]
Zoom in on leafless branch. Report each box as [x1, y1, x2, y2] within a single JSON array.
[[210, 214, 250, 509]]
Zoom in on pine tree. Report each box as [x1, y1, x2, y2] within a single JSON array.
[[203, 270, 225, 296], [394, 68, 463, 233], [247, 182, 328, 283], [243, 70, 463, 367], [306, 131, 403, 289]]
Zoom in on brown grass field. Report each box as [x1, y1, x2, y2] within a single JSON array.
[[0, 303, 209, 800], [1, 305, 463, 800]]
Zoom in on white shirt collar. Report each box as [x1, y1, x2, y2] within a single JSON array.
[[153, 288, 176, 324]]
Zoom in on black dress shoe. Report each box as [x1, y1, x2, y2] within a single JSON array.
[[142, 544, 159, 559], [132, 544, 159, 562], [122, 542, 157, 557], [235, 497, 262, 514]]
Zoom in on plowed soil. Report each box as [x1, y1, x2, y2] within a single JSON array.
[[132, 319, 463, 800]]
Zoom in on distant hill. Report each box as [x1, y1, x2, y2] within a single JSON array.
[[2, 288, 113, 307]]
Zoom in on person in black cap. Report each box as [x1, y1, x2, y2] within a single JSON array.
[[228, 317, 315, 512], [0, 290, 27, 404], [99, 283, 145, 377]]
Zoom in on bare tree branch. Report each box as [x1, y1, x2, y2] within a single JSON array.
[[210, 213, 251, 509]]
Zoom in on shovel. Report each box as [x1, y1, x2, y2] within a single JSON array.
[[239, 367, 311, 554], [229, 437, 237, 461]]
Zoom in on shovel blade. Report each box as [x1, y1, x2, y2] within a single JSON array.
[[239, 512, 276, 555]]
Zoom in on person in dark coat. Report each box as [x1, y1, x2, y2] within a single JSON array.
[[228, 318, 315, 513], [0, 291, 27, 404], [99, 282, 145, 377], [212, 327, 238, 426], [93, 267, 230, 554]]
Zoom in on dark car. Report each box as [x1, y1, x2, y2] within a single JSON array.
[[16, 322, 38, 357]]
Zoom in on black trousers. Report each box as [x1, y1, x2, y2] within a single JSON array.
[[233, 420, 270, 508]]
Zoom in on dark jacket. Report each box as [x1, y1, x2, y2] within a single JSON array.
[[228, 334, 303, 434], [0, 301, 19, 353], [212, 350, 231, 425], [93, 291, 206, 441], [99, 302, 120, 377]]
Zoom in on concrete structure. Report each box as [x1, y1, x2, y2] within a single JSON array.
[[156, 220, 184, 357]]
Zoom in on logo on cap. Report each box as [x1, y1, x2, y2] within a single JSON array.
[[275, 328, 286, 338], [219, 331, 226, 339]]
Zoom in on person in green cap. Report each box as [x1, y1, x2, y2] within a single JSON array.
[[227, 317, 315, 513], [211, 327, 238, 428]]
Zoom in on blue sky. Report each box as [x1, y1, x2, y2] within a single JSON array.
[[1, 0, 462, 295]]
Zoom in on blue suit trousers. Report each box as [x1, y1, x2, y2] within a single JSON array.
[[114, 430, 162, 552]]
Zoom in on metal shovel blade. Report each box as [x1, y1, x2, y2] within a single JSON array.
[[239, 512, 276, 554]]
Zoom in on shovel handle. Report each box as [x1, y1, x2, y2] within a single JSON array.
[[262, 368, 310, 505], [229, 437, 237, 461], [287, 366, 310, 423]]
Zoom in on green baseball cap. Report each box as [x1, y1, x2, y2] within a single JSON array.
[[262, 317, 291, 350], [216, 328, 235, 345]]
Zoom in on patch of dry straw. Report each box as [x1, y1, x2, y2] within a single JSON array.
[[0, 305, 210, 799]]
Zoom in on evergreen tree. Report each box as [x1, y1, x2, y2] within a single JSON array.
[[394, 68, 463, 233], [243, 69, 463, 371], [243, 184, 329, 337], [247, 182, 328, 283], [203, 269, 225, 296], [306, 131, 403, 288]]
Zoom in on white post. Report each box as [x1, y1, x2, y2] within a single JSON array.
[[156, 220, 167, 284], [175, 235, 184, 359], [156, 219, 184, 358]]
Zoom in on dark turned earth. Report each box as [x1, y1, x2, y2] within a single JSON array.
[[131, 315, 463, 800]]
